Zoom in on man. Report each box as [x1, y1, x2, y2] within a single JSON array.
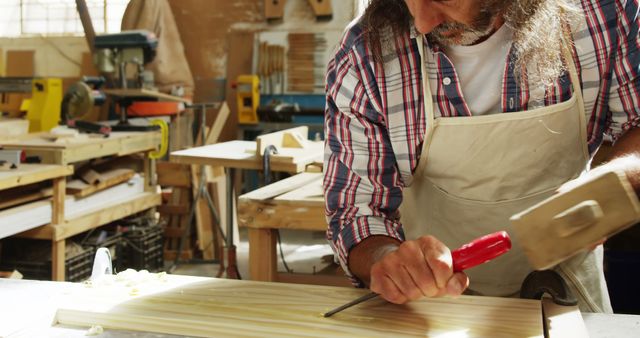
[[324, 0, 639, 313]]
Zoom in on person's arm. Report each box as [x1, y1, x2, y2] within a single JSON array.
[[564, 0, 640, 194], [324, 33, 467, 304], [599, 0, 640, 191], [324, 44, 405, 287]]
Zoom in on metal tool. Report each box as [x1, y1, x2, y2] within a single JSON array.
[[520, 270, 577, 306], [324, 231, 512, 318]]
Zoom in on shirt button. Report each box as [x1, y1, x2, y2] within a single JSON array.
[[443, 77, 452, 86]]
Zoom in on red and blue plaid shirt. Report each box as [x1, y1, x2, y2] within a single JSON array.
[[324, 0, 640, 286]]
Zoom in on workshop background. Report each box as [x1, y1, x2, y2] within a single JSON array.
[[0, 2, 639, 337], [0, 0, 367, 295]]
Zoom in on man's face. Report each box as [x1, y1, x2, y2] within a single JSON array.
[[404, 0, 504, 46]]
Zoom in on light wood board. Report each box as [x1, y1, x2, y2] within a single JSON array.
[[0, 164, 72, 190], [56, 274, 544, 338], [238, 173, 324, 231], [66, 168, 135, 197], [0, 132, 161, 165], [171, 140, 320, 173]]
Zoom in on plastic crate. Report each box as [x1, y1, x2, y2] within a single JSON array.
[[0, 241, 94, 282], [83, 230, 124, 270], [120, 222, 164, 272]]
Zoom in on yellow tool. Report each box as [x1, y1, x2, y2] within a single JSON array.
[[149, 119, 169, 159], [235, 75, 260, 124], [26, 78, 63, 132]]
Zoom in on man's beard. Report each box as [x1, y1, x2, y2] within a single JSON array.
[[429, 21, 497, 46], [428, 4, 502, 46]]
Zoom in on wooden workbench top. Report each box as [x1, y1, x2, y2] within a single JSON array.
[[55, 273, 543, 337], [0, 132, 161, 164], [0, 164, 72, 191], [170, 140, 322, 173]]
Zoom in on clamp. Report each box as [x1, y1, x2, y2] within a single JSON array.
[[262, 144, 278, 185]]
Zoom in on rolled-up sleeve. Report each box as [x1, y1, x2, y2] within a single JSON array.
[[607, 0, 640, 139], [323, 34, 405, 287]]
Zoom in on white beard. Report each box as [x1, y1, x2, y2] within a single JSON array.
[[430, 17, 499, 46]]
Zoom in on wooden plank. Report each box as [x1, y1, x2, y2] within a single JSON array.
[[103, 89, 191, 103], [170, 141, 314, 173], [307, 0, 332, 17], [157, 162, 191, 188], [0, 118, 29, 137], [206, 101, 230, 145], [238, 201, 325, 231], [17, 192, 160, 241], [256, 126, 308, 156], [66, 169, 135, 197], [52, 239, 65, 281], [0, 164, 72, 190], [543, 298, 589, 338], [1, 132, 161, 165], [56, 275, 543, 337], [248, 228, 277, 282], [0, 184, 52, 210], [51, 177, 65, 225], [239, 172, 320, 201]]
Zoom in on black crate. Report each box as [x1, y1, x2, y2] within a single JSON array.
[[0, 241, 94, 282], [120, 222, 164, 272], [82, 230, 124, 270]]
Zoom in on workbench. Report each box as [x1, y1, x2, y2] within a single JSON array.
[[170, 139, 323, 278], [0, 274, 636, 337], [237, 172, 335, 284], [0, 132, 162, 281], [0, 164, 72, 239], [0, 131, 162, 165]]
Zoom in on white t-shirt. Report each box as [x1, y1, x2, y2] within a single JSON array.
[[443, 24, 513, 115]]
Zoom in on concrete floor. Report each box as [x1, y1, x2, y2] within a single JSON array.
[[169, 227, 337, 280]]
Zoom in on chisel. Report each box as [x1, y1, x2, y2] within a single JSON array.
[[324, 231, 512, 318]]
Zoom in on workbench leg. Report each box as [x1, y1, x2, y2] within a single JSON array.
[[51, 177, 66, 281], [52, 177, 65, 225], [248, 228, 277, 282], [52, 239, 65, 281]]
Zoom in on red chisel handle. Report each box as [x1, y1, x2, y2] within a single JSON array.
[[451, 231, 511, 272]]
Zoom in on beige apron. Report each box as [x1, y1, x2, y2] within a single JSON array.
[[399, 34, 612, 312]]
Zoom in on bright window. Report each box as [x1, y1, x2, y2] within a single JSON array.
[[0, 0, 129, 37]]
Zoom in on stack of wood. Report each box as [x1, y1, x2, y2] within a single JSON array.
[[157, 162, 197, 260], [287, 33, 327, 93], [157, 102, 230, 262]]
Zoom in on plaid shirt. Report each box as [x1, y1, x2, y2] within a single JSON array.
[[324, 0, 640, 286]]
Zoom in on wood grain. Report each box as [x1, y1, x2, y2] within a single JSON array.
[[0, 164, 72, 191], [56, 274, 544, 337], [66, 169, 135, 197]]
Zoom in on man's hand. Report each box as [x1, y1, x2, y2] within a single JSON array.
[[349, 235, 469, 304]]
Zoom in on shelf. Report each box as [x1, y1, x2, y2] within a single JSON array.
[[0, 132, 161, 165], [18, 191, 160, 241], [0, 164, 71, 190]]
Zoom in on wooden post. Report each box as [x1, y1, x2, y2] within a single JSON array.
[[51, 176, 66, 281], [248, 228, 278, 282]]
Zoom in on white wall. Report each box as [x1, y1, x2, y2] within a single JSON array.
[[0, 36, 89, 77]]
